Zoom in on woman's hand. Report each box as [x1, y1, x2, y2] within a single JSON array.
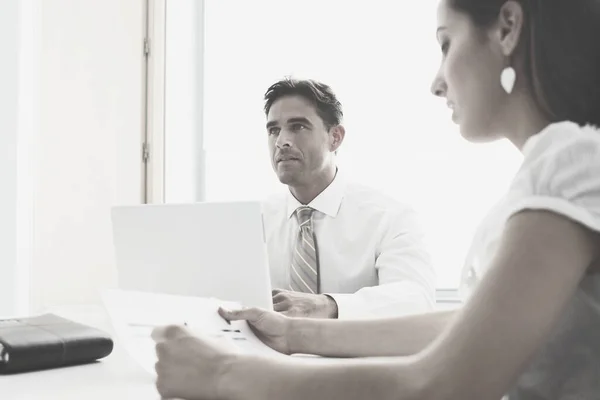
[[152, 324, 238, 400], [219, 307, 294, 354]]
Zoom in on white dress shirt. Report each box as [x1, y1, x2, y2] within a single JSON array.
[[262, 171, 436, 319]]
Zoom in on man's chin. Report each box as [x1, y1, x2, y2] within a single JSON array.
[[277, 175, 295, 186], [276, 171, 299, 186]]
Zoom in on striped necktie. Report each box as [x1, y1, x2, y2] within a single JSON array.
[[290, 206, 319, 294]]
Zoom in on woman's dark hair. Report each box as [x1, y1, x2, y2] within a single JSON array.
[[450, 0, 600, 127], [263, 78, 344, 130]]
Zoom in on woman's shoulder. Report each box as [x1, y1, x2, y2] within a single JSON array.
[[506, 120, 600, 231], [513, 121, 600, 191], [459, 122, 600, 301], [521, 121, 600, 167]]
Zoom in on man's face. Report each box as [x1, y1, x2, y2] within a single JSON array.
[[266, 95, 334, 187]]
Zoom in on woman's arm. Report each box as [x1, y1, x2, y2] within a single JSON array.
[[405, 209, 600, 399], [222, 302, 457, 357], [222, 354, 425, 400], [288, 309, 456, 357], [220, 210, 599, 400]]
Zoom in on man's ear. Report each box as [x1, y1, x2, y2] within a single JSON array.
[[329, 125, 346, 152], [494, 0, 525, 57]]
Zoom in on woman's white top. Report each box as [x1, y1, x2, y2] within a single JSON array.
[[459, 121, 600, 400]]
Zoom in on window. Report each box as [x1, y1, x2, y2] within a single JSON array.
[[161, 0, 523, 289]]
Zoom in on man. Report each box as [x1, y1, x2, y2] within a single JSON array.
[[262, 78, 436, 319]]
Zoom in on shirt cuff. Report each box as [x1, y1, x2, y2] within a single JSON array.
[[325, 287, 435, 319], [323, 292, 367, 320]]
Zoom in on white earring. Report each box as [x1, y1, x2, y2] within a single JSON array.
[[500, 66, 516, 94]]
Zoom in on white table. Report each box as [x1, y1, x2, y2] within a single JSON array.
[[0, 305, 160, 399]]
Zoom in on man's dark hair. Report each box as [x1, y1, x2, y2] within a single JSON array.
[[263, 78, 344, 130]]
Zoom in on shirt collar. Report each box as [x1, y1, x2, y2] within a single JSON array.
[[286, 170, 346, 219]]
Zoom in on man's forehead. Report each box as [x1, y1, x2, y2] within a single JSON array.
[[268, 95, 318, 119]]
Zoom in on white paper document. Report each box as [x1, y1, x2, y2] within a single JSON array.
[[101, 289, 286, 375]]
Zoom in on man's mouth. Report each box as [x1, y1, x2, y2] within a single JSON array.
[[277, 156, 299, 162]]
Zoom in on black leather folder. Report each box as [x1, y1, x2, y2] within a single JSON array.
[[0, 313, 114, 374]]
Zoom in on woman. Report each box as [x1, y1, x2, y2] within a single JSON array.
[[152, 0, 600, 398]]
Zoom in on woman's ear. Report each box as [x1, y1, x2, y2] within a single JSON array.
[[496, 0, 525, 57]]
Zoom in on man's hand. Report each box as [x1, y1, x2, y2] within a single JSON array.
[[218, 307, 293, 354], [272, 289, 339, 318], [151, 325, 238, 400]]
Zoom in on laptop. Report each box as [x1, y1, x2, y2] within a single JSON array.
[[110, 201, 273, 310]]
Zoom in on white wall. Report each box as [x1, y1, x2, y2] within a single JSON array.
[[28, 0, 146, 312], [0, 0, 21, 316]]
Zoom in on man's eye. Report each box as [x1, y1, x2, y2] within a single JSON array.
[[268, 127, 280, 135], [291, 123, 306, 131]]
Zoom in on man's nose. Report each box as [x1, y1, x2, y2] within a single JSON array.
[[275, 130, 293, 148]]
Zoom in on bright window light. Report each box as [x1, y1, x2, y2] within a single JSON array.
[[164, 0, 523, 288]]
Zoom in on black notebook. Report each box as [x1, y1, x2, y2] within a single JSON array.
[[0, 313, 114, 374]]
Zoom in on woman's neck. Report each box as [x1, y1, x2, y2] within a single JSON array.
[[501, 89, 552, 152]]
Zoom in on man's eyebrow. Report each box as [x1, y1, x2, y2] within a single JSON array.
[[266, 117, 313, 129], [286, 117, 313, 126]]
